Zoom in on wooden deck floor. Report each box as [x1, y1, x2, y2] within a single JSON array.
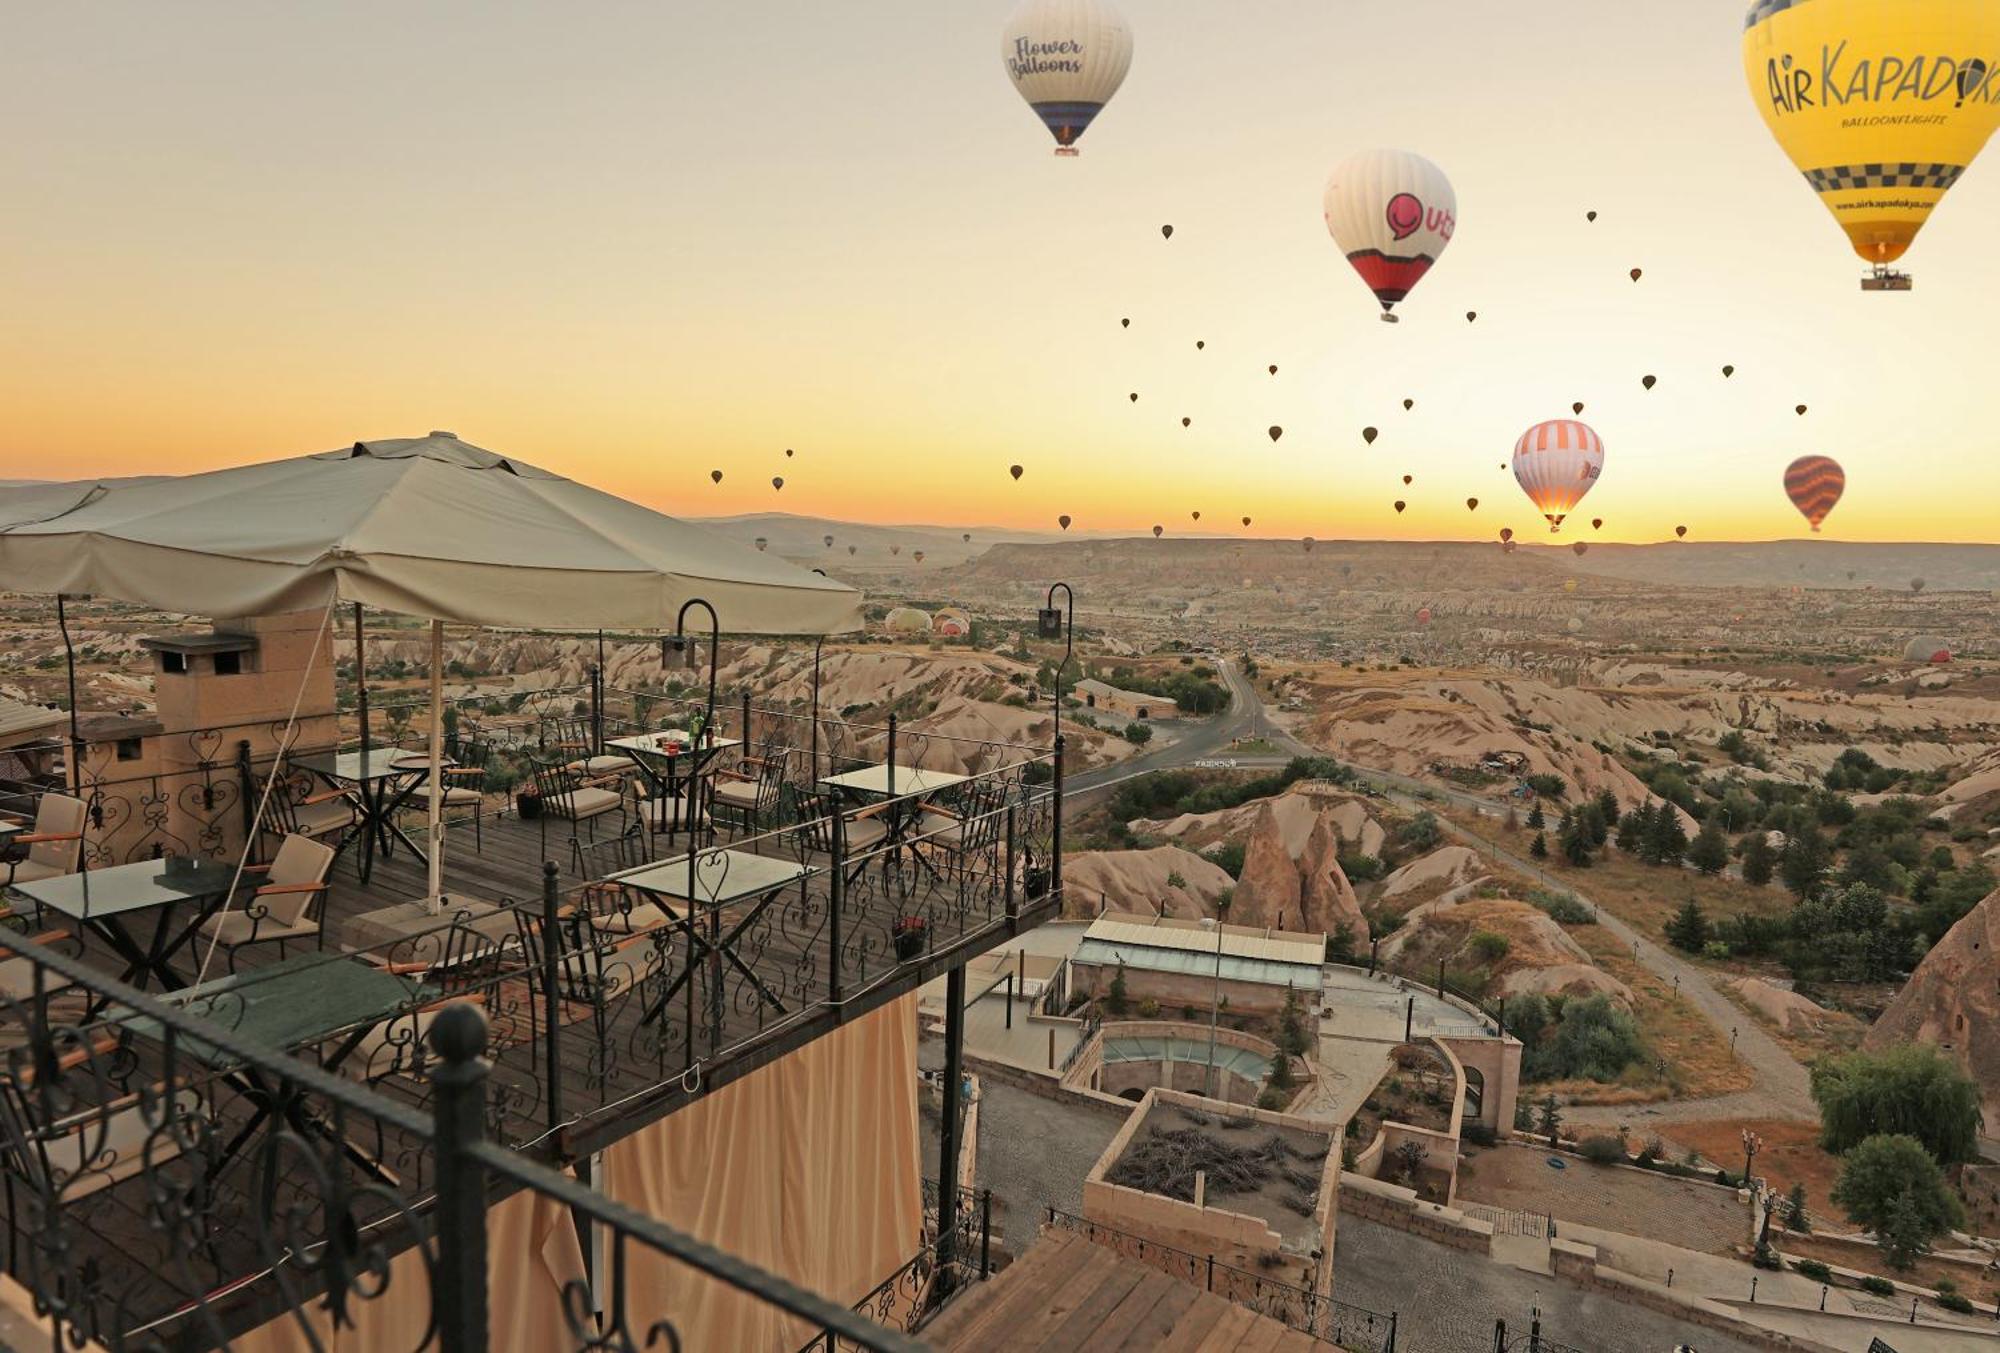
[[925, 1229, 1347, 1353]]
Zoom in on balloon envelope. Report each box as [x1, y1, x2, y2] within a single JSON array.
[[1323, 148, 1457, 319], [1513, 419, 1605, 530], [1784, 455, 1847, 531], [710, 470, 722, 484], [1744, 0, 2000, 266], [1002, 0, 1133, 155], [1010, 464, 1024, 480]]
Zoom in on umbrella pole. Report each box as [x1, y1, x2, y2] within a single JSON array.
[[354, 603, 369, 763], [427, 619, 444, 912], [55, 595, 83, 796]]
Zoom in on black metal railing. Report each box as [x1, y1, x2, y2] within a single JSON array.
[[0, 927, 925, 1352], [796, 1182, 993, 1352], [1045, 1207, 1397, 1353]]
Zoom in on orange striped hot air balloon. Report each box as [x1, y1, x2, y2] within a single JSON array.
[[1784, 455, 1846, 532], [1512, 419, 1604, 531]]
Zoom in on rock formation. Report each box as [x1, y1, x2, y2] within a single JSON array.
[[1062, 847, 1235, 921], [1727, 976, 1844, 1034], [1227, 801, 1302, 930], [1298, 815, 1368, 941], [1866, 886, 2000, 1126]]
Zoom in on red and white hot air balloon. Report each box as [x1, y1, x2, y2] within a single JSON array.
[[1784, 455, 1846, 532], [1512, 419, 1604, 531], [1322, 149, 1457, 323]]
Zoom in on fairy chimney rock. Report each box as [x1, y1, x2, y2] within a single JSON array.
[[1228, 801, 1301, 930], [1865, 884, 2000, 1128], [1299, 814, 1369, 942]]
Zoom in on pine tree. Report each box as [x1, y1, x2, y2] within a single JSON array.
[[1740, 832, 1775, 887], [1526, 801, 1546, 832], [1665, 897, 1710, 952], [1561, 814, 1594, 867], [1786, 1182, 1811, 1233], [1594, 788, 1623, 836], [1530, 831, 1549, 859], [1688, 817, 1729, 876], [1537, 1093, 1563, 1145], [1581, 802, 1610, 848], [1781, 827, 1831, 901], [1618, 801, 1654, 857], [1647, 805, 1689, 866]]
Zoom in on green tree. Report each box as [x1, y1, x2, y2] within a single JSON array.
[[1740, 832, 1775, 887], [1665, 897, 1711, 952], [1529, 831, 1549, 860], [1786, 1182, 1810, 1233], [1645, 805, 1688, 866], [1526, 801, 1546, 832], [1688, 818, 1729, 876], [1580, 801, 1610, 848], [1811, 1045, 1984, 1164], [1829, 1134, 1964, 1269], [1531, 995, 1646, 1082], [1536, 1093, 1563, 1145], [1560, 813, 1594, 867], [1267, 1045, 1297, 1092], [1106, 963, 1130, 1016], [1780, 827, 1831, 901], [1276, 985, 1311, 1057], [1122, 720, 1153, 745], [1788, 883, 1904, 984], [1594, 788, 1623, 836], [1468, 930, 1511, 964], [1400, 810, 1442, 853], [1617, 801, 1653, 856]]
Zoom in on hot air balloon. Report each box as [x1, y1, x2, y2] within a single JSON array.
[[1152, 525, 1163, 538], [913, 551, 926, 563], [963, 533, 973, 543], [1010, 464, 1024, 481], [1121, 317, 1130, 328], [1002, 0, 1132, 156], [1587, 210, 1599, 222], [1676, 525, 1688, 540], [1402, 474, 1413, 485], [1302, 537, 1315, 552], [1059, 514, 1072, 530], [1191, 511, 1201, 521], [755, 537, 768, 552], [1572, 402, 1585, 415], [1268, 426, 1283, 442], [710, 469, 723, 484], [1394, 500, 1407, 514], [785, 448, 795, 458], [1363, 427, 1378, 445], [1513, 419, 1604, 531], [1911, 577, 1927, 594], [1744, 0, 2000, 285], [1269, 364, 1279, 375], [824, 535, 835, 548], [1642, 375, 1657, 391], [772, 476, 784, 490], [1194, 340, 1204, 351], [1182, 417, 1192, 428], [1466, 311, 1477, 322], [1242, 516, 1252, 527], [1466, 498, 1479, 511], [1567, 615, 1584, 634], [1323, 150, 1457, 322], [1403, 398, 1415, 411], [1722, 364, 1736, 377], [1129, 392, 1139, 403], [1161, 225, 1173, 239], [1630, 268, 1644, 283], [1500, 527, 1514, 543], [848, 545, 858, 555], [1416, 606, 1433, 626], [1784, 455, 1846, 531], [1565, 574, 1580, 586], [891, 545, 901, 556]]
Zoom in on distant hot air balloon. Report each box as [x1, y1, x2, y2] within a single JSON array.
[[1009, 464, 1024, 481], [772, 476, 784, 490], [1121, 317, 1130, 328], [1241, 516, 1252, 527], [1002, 0, 1132, 156], [1565, 574, 1580, 586], [1302, 536, 1315, 552], [1502, 539, 1517, 553], [1591, 518, 1603, 531], [1191, 510, 1201, 521], [1129, 392, 1139, 403], [1182, 417, 1191, 428], [1161, 224, 1173, 239], [710, 469, 723, 484], [1269, 364, 1279, 375], [1642, 375, 1657, 391], [891, 545, 901, 556], [1784, 455, 1846, 531], [1911, 577, 1927, 594], [1722, 364, 1735, 377], [1466, 311, 1477, 322], [1323, 149, 1457, 322], [1630, 268, 1643, 282], [1152, 524, 1163, 538], [1059, 514, 1072, 530], [963, 532, 973, 543], [1676, 525, 1688, 540], [1268, 426, 1283, 442], [1403, 398, 1415, 411], [848, 545, 858, 555], [913, 551, 926, 563], [1587, 210, 1598, 222], [1363, 427, 1378, 445], [1744, 0, 2000, 280], [824, 535, 835, 548], [1795, 404, 1808, 417], [1402, 474, 1413, 485], [1567, 615, 1584, 634], [1466, 498, 1479, 511], [1416, 606, 1432, 626], [785, 448, 795, 458], [1394, 500, 1407, 514], [755, 537, 768, 552], [1513, 419, 1604, 531], [1499, 527, 1514, 543]]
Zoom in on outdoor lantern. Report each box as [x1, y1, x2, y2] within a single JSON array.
[[1037, 607, 1063, 640], [660, 635, 698, 670]]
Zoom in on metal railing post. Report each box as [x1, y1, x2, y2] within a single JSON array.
[[936, 965, 967, 1296], [1051, 735, 1065, 900], [886, 714, 897, 797], [541, 861, 564, 1138], [1387, 1310, 1397, 1353], [1003, 805, 1018, 929], [236, 739, 256, 846], [828, 808, 845, 1003], [741, 689, 752, 749], [980, 1188, 992, 1279], [431, 1003, 493, 1353], [590, 659, 604, 754], [1205, 1253, 1215, 1292]]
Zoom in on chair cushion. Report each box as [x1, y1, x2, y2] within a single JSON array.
[[41, 1094, 195, 1199], [198, 911, 318, 946], [590, 901, 670, 934], [294, 797, 358, 836], [843, 817, 890, 850], [712, 781, 760, 807], [412, 785, 485, 808], [639, 797, 707, 832], [566, 755, 637, 777], [5, 859, 70, 885], [553, 787, 622, 820], [0, 953, 72, 1001]]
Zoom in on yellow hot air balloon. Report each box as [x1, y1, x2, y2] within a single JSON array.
[[1744, 0, 2000, 285]]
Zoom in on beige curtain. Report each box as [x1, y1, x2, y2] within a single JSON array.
[[231, 1187, 585, 1353], [597, 994, 923, 1350]]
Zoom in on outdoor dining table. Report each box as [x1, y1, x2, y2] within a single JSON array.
[[295, 748, 442, 884], [116, 951, 433, 1184], [818, 763, 970, 879], [13, 856, 239, 1003], [607, 848, 815, 1038], [605, 730, 741, 839]]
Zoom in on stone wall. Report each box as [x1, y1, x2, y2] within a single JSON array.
[[1336, 1174, 1494, 1255], [1549, 1239, 1845, 1353], [1069, 959, 1292, 1018]]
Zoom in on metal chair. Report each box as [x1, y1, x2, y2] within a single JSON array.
[[710, 746, 790, 835], [0, 793, 86, 892], [792, 790, 890, 887], [195, 833, 335, 972], [401, 733, 493, 853], [543, 715, 635, 780], [532, 758, 628, 875], [916, 782, 1008, 881]]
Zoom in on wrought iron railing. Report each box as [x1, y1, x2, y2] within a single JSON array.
[[1045, 1207, 1398, 1353], [0, 926, 924, 1352], [795, 1182, 993, 1352]]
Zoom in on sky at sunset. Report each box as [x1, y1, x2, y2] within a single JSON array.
[[5, 1, 2000, 543]]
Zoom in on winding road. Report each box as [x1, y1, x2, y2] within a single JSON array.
[[1059, 655, 1819, 1125]]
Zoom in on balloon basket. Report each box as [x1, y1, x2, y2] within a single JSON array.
[[1378, 312, 1399, 324], [1053, 147, 1079, 157], [1861, 269, 1911, 292]]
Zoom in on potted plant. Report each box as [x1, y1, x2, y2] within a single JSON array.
[[515, 785, 543, 820], [892, 916, 929, 961]]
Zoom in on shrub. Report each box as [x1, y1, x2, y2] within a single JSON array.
[[1468, 930, 1511, 964], [1812, 1045, 1984, 1164], [1527, 994, 1646, 1083], [1462, 1121, 1497, 1148], [1938, 1292, 1976, 1314], [1578, 1135, 1627, 1165], [1529, 890, 1595, 925], [1792, 1259, 1832, 1281], [1257, 1087, 1288, 1110], [1136, 998, 1160, 1019], [1859, 1276, 1896, 1297], [1702, 940, 1733, 960]]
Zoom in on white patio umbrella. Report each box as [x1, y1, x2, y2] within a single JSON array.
[[0, 432, 864, 908]]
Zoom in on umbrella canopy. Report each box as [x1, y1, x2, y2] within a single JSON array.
[[0, 433, 863, 634]]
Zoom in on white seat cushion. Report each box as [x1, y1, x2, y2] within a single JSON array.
[[590, 901, 671, 934], [40, 1094, 194, 1199], [638, 797, 707, 832], [5, 859, 71, 885], [552, 787, 622, 821], [198, 911, 317, 946], [566, 755, 637, 777], [294, 797, 358, 836], [411, 785, 485, 808], [0, 952, 72, 1001], [842, 817, 890, 850], [713, 780, 760, 808]]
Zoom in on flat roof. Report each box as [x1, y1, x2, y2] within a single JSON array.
[[138, 631, 257, 655], [1083, 913, 1326, 966], [1073, 939, 1323, 992]]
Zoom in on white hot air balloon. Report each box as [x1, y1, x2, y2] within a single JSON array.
[[1002, 0, 1133, 156], [1512, 419, 1604, 532], [1323, 149, 1457, 322]]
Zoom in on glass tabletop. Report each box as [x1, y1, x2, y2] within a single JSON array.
[[610, 849, 813, 905], [296, 749, 438, 784], [119, 952, 432, 1070], [16, 857, 240, 920], [608, 732, 742, 757], [819, 764, 969, 798]]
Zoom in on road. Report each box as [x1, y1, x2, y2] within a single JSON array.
[[1056, 657, 1818, 1125]]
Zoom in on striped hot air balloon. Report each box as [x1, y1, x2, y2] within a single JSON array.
[[1512, 420, 1605, 531], [1323, 149, 1457, 322], [1002, 0, 1133, 156], [1784, 455, 1846, 532]]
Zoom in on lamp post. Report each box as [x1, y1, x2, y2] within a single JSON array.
[[1040, 583, 1074, 743], [1741, 1127, 1762, 1188], [661, 598, 721, 745], [1201, 899, 1228, 1099]]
